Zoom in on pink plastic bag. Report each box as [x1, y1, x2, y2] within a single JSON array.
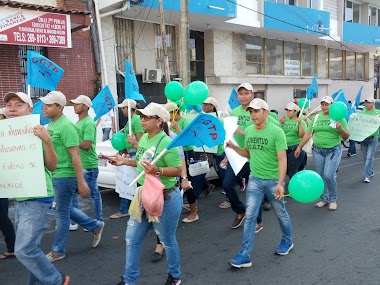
[[141, 174, 165, 218]]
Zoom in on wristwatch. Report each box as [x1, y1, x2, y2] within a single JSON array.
[[155, 167, 161, 176]]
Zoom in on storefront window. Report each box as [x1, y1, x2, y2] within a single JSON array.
[[345, 51, 355, 79], [266, 39, 283, 75], [301, 44, 316, 76], [284, 41, 300, 76], [356, 53, 364, 80], [246, 36, 264, 74], [329, 49, 343, 79]]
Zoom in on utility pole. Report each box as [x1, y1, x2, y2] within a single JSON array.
[[180, 0, 190, 87], [158, 0, 171, 84]]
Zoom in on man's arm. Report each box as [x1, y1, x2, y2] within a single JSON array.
[[33, 125, 58, 172], [79, 140, 92, 150], [68, 146, 90, 198], [225, 140, 250, 158], [111, 116, 116, 133], [274, 150, 287, 200]]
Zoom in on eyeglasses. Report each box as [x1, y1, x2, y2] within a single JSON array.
[[140, 114, 159, 121], [202, 103, 212, 106], [320, 102, 330, 106]]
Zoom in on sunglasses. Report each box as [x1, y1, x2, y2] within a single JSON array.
[[140, 114, 159, 121]]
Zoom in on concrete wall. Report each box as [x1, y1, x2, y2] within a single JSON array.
[[20, 0, 57, 6]]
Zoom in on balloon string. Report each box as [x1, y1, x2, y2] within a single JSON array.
[[173, 102, 185, 121], [272, 193, 291, 198]]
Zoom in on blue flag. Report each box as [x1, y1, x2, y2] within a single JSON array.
[[306, 73, 318, 100], [27, 50, 64, 90], [32, 100, 51, 125], [331, 89, 343, 100], [228, 88, 240, 110], [167, 113, 225, 149], [353, 85, 363, 110], [335, 91, 354, 120], [125, 60, 145, 102], [92, 85, 116, 121]]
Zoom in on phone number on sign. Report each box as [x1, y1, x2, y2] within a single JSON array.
[[12, 32, 66, 45]]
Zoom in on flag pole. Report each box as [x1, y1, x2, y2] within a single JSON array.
[[128, 100, 132, 136], [298, 98, 308, 118], [128, 148, 168, 186], [27, 84, 31, 97], [306, 105, 321, 118]]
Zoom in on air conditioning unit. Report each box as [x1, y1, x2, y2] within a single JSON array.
[[143, 69, 162, 83]]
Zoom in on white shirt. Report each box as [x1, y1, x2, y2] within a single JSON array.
[[100, 109, 114, 128]]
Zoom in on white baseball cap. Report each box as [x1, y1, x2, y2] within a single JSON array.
[[40, 91, 66, 106], [364, 97, 375, 103], [246, 98, 269, 111], [321, 96, 333, 104], [237, 83, 254, 92], [285, 102, 300, 112], [4, 92, 33, 108], [117, 99, 137, 109], [70, 95, 92, 108], [203, 97, 218, 108], [163, 102, 178, 112], [136, 102, 170, 122]]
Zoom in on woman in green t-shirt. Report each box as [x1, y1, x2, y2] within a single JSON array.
[[295, 96, 350, 211], [280, 102, 307, 179], [110, 103, 183, 285]]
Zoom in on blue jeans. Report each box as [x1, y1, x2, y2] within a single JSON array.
[[222, 162, 250, 214], [348, 140, 356, 154], [0, 198, 15, 253], [119, 198, 130, 214], [123, 188, 182, 285], [312, 145, 342, 203], [14, 200, 63, 285], [102, 128, 111, 141], [361, 137, 378, 179], [52, 177, 102, 255], [239, 176, 292, 258]]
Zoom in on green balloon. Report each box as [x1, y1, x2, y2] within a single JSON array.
[[329, 101, 348, 121], [164, 81, 183, 101], [288, 170, 324, 203], [184, 81, 209, 105], [175, 100, 186, 111], [298, 98, 309, 109], [111, 132, 126, 151]]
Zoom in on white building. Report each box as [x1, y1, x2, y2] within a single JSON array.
[[97, 0, 380, 116]]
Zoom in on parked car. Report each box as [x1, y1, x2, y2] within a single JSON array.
[[95, 139, 219, 189]]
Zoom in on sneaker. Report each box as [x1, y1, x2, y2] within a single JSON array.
[[45, 251, 65, 263], [205, 184, 215, 197], [221, 190, 226, 195], [62, 275, 70, 285], [262, 202, 271, 211], [231, 214, 245, 229], [370, 172, 375, 178], [84, 228, 89, 232], [115, 277, 125, 285], [164, 274, 181, 285], [347, 152, 356, 157], [255, 224, 263, 233], [229, 252, 252, 268], [110, 212, 129, 219], [275, 240, 294, 256], [69, 223, 78, 231], [219, 200, 231, 209], [240, 178, 246, 191], [364, 177, 370, 183], [92, 221, 105, 248]]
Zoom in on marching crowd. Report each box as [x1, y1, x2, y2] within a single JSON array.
[[0, 83, 378, 285]]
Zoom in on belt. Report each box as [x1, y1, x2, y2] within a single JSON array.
[[163, 187, 175, 200]]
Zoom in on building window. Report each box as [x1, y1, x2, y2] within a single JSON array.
[[329, 49, 343, 79], [154, 24, 177, 75], [309, 0, 320, 9], [189, 30, 205, 82], [345, 1, 360, 23], [284, 41, 300, 76], [266, 39, 283, 75], [246, 36, 264, 75], [356, 53, 365, 80], [369, 6, 377, 26], [266, 0, 295, 5], [345, 51, 355, 79], [301, 44, 316, 76], [114, 18, 134, 72]]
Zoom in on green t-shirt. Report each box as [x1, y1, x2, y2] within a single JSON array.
[[170, 117, 193, 151], [268, 115, 280, 127], [48, 115, 79, 178], [308, 112, 348, 148], [245, 123, 287, 179], [281, 118, 307, 146], [361, 108, 380, 138], [135, 131, 181, 189], [76, 116, 98, 169], [216, 117, 225, 155], [230, 106, 253, 148], [16, 147, 54, 201], [124, 114, 144, 150]]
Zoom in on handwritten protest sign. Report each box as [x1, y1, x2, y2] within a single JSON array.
[[0, 115, 47, 198], [348, 113, 380, 142], [116, 165, 137, 200], [184, 113, 218, 154]]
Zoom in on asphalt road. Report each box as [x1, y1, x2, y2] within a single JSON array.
[[1, 148, 380, 285]]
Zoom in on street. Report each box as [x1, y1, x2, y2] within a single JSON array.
[[1, 149, 380, 285]]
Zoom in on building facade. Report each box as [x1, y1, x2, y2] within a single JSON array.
[[97, 0, 380, 115]]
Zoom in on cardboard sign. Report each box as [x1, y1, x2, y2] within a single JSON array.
[[348, 113, 380, 142], [0, 115, 47, 198], [115, 165, 137, 200]]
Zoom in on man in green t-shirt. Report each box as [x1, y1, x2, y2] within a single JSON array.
[[71, 95, 103, 222], [361, 97, 380, 183], [3, 92, 70, 284], [40, 91, 105, 262], [226, 98, 293, 268]]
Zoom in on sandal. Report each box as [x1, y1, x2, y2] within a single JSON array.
[[219, 200, 231, 209], [45, 251, 65, 263], [0, 252, 15, 260], [315, 201, 329, 208]]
